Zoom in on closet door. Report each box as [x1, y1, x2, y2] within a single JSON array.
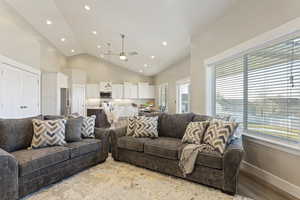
[[21, 71, 40, 117], [0, 63, 22, 118]]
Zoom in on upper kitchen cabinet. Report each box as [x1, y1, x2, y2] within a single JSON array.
[[138, 82, 155, 99], [86, 84, 99, 99], [112, 84, 123, 99], [124, 82, 138, 99]]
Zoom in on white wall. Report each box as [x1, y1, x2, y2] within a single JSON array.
[[0, 0, 66, 72], [66, 54, 153, 84], [154, 56, 190, 113]]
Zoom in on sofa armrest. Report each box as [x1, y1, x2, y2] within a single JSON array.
[[110, 126, 127, 160], [0, 148, 18, 200], [94, 128, 110, 160], [223, 137, 244, 194]]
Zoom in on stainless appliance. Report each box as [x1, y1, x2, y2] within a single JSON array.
[[100, 91, 112, 99], [60, 88, 71, 116]]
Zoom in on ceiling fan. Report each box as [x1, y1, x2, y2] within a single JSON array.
[[104, 34, 138, 61]]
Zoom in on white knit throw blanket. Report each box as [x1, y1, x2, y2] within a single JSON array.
[[179, 144, 215, 177]]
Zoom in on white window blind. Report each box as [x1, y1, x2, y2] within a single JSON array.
[[214, 36, 300, 143], [247, 38, 300, 142], [215, 57, 244, 125]]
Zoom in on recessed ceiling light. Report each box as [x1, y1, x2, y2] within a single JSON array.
[[60, 38, 66, 42], [151, 55, 155, 59], [46, 20, 52, 25], [92, 31, 97, 35], [71, 49, 75, 53], [97, 45, 101, 49], [162, 41, 168, 46], [84, 5, 91, 11]]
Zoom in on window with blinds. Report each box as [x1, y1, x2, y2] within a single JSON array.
[[215, 57, 244, 126], [214, 36, 300, 143]]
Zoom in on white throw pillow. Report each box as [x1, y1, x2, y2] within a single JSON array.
[[81, 115, 96, 138]]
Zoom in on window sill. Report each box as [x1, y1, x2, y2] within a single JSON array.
[[243, 132, 300, 156]]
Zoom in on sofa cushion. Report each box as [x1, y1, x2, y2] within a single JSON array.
[[117, 136, 152, 152], [178, 144, 223, 169], [65, 117, 83, 142], [144, 137, 182, 160], [0, 115, 42, 152], [158, 113, 194, 139], [11, 146, 70, 176], [192, 114, 212, 122], [65, 139, 101, 158]]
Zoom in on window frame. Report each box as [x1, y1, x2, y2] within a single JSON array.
[[205, 18, 300, 150], [157, 83, 168, 112], [176, 78, 191, 113]]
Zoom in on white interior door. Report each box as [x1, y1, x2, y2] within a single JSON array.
[[0, 64, 22, 118], [72, 84, 86, 116], [21, 71, 40, 117]]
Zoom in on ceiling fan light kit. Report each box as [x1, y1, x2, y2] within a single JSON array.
[[119, 52, 127, 60], [102, 34, 138, 62]]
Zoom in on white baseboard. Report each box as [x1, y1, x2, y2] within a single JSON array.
[[241, 161, 300, 199]]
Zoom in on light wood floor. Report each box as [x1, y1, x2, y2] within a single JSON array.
[[238, 171, 299, 200]]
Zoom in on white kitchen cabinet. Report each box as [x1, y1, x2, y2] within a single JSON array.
[[124, 82, 138, 99], [112, 84, 123, 99], [138, 82, 148, 99], [86, 84, 99, 99], [148, 85, 155, 99], [42, 72, 69, 116], [0, 59, 40, 118], [138, 82, 155, 99]]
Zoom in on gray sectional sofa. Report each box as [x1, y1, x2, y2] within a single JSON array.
[[111, 113, 244, 195], [0, 116, 109, 200]]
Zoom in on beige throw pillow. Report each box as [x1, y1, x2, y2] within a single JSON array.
[[31, 119, 66, 149], [203, 120, 238, 154], [182, 121, 209, 144]]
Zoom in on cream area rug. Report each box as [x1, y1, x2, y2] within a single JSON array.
[[24, 156, 252, 200]]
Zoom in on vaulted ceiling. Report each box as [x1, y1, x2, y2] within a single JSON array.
[[5, 0, 237, 76]]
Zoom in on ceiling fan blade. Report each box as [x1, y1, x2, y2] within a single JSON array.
[[128, 51, 138, 56]]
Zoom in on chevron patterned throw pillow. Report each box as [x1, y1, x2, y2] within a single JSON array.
[[126, 116, 138, 136], [31, 119, 67, 149], [203, 120, 238, 154], [182, 121, 209, 144], [133, 116, 158, 138], [81, 115, 96, 138]]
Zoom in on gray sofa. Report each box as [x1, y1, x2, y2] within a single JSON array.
[[111, 113, 244, 195], [0, 116, 109, 200]]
